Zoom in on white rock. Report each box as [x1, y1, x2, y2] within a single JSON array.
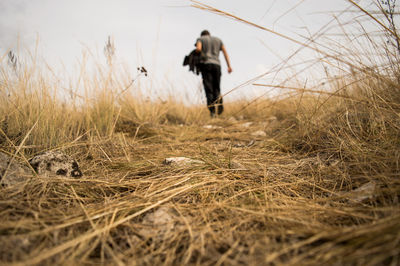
[[240, 122, 253, 128], [0, 152, 31, 186], [163, 157, 204, 166], [203, 125, 222, 129], [139, 207, 180, 241], [251, 130, 267, 137], [143, 207, 175, 229], [29, 151, 82, 178]]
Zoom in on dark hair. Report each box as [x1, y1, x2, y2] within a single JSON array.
[[201, 30, 210, 36]]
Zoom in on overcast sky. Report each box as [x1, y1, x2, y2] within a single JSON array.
[[0, 0, 381, 103]]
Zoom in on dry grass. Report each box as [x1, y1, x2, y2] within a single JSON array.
[[1, 1, 400, 265], [0, 93, 398, 265]]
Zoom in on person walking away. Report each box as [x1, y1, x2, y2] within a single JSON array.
[[196, 30, 232, 117]]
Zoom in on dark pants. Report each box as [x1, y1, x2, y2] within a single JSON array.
[[200, 63, 223, 116]]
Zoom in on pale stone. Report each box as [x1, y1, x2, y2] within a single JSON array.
[[29, 151, 82, 178], [163, 157, 204, 166], [240, 122, 253, 128], [203, 125, 222, 129], [139, 207, 181, 242], [0, 152, 31, 186]]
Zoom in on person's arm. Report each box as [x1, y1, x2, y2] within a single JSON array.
[[221, 45, 232, 73], [196, 41, 202, 53]]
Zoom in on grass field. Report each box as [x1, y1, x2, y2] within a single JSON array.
[[1, 2, 400, 265]]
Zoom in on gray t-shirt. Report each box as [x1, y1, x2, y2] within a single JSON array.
[[196, 35, 223, 65]]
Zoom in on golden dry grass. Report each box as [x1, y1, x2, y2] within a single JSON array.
[[0, 92, 399, 265]]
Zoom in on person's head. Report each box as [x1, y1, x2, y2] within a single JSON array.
[[201, 30, 210, 36]]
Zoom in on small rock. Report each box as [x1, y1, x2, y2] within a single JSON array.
[[142, 207, 175, 230], [240, 122, 253, 128], [251, 130, 267, 137], [163, 157, 204, 166], [203, 125, 222, 129], [0, 152, 31, 186], [140, 207, 181, 242], [29, 151, 82, 178]]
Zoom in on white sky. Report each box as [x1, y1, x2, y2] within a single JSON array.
[[0, 0, 386, 103]]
